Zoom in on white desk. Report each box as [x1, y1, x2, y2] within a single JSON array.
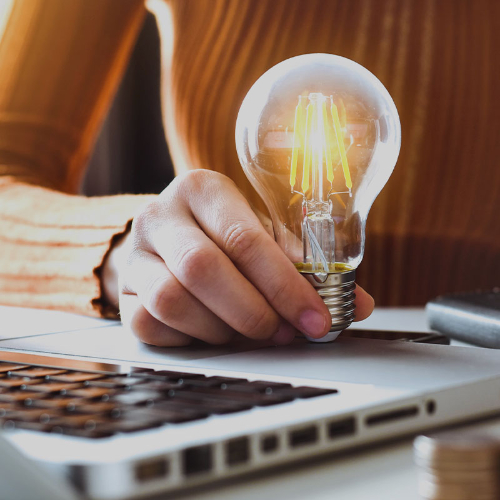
[[0, 305, 498, 500]]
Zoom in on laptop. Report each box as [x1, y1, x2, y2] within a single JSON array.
[[1, 306, 500, 500]]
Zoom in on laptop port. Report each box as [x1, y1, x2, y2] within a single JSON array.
[[289, 425, 318, 448], [261, 434, 279, 453], [183, 445, 212, 476], [327, 417, 356, 440], [426, 400, 436, 415], [135, 458, 169, 483], [225, 437, 250, 466], [365, 405, 419, 426]]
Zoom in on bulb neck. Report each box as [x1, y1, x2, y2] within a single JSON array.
[[300, 269, 356, 343]]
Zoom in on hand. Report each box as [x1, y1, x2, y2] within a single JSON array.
[[102, 170, 374, 346]]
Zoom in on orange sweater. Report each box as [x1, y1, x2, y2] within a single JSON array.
[[0, 0, 499, 317]]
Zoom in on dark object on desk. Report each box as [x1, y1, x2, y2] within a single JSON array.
[[340, 329, 450, 345], [426, 289, 500, 348]]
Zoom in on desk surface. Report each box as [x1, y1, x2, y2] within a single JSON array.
[[0, 305, 498, 500]]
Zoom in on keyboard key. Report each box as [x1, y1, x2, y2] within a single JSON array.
[[154, 370, 207, 380], [160, 392, 254, 414], [9, 368, 67, 378], [57, 427, 114, 439], [175, 387, 294, 407], [68, 402, 119, 415], [44, 414, 107, 429], [0, 391, 43, 403], [143, 401, 210, 420], [22, 382, 83, 394], [130, 368, 156, 375], [0, 378, 41, 389], [121, 371, 170, 382], [0, 407, 60, 422], [134, 381, 182, 392], [112, 391, 163, 406], [2, 420, 54, 432], [48, 372, 107, 383], [133, 370, 206, 382], [181, 377, 248, 388], [223, 381, 293, 394], [66, 387, 117, 399], [115, 407, 207, 424], [0, 363, 28, 373], [92, 416, 164, 434], [277, 387, 338, 399], [86, 377, 146, 389], [26, 396, 90, 409], [252, 380, 293, 387]]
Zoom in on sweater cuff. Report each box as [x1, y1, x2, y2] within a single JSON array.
[[0, 180, 157, 318], [91, 219, 133, 319]]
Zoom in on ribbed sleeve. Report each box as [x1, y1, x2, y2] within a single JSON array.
[[0, 181, 155, 316], [0, 0, 155, 317]]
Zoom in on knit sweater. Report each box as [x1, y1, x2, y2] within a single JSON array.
[[0, 0, 499, 318]]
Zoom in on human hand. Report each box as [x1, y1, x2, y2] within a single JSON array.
[[103, 170, 374, 346]]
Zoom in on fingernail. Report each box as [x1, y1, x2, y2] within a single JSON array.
[[271, 322, 297, 345], [299, 310, 328, 338]]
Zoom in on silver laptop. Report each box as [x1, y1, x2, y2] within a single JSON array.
[[1, 308, 500, 500]]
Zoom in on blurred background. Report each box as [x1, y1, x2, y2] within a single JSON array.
[[82, 12, 174, 197], [83, 4, 500, 309]]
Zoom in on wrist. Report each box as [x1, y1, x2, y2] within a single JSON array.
[[101, 228, 130, 310]]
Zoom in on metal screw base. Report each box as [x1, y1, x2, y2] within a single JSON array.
[[300, 269, 356, 343]]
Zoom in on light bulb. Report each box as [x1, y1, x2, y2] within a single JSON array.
[[235, 53, 401, 342]]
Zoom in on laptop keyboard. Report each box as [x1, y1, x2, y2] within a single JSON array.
[[0, 362, 337, 439]]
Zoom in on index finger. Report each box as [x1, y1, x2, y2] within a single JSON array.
[[185, 174, 332, 340]]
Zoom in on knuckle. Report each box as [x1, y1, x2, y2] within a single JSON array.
[[172, 169, 225, 197], [119, 250, 149, 294], [145, 275, 186, 324], [126, 303, 193, 347], [132, 200, 161, 239], [224, 224, 263, 262], [127, 304, 156, 342], [265, 277, 291, 305], [123, 246, 141, 273], [175, 245, 216, 287], [238, 306, 277, 339]]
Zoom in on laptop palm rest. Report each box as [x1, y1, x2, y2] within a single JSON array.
[[1, 325, 500, 392]]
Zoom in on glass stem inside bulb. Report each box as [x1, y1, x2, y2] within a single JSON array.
[[302, 200, 334, 274]]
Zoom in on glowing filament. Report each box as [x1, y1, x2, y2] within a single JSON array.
[[331, 102, 352, 189], [289, 93, 352, 193], [301, 103, 314, 193], [322, 101, 334, 183], [289, 100, 303, 188]]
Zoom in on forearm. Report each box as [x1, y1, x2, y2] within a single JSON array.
[[101, 226, 132, 312], [0, 177, 155, 317], [0, 0, 148, 316]]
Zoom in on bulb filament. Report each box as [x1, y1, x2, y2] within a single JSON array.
[[289, 93, 352, 195]]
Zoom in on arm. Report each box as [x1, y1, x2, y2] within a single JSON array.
[[0, 0, 154, 317], [0, 0, 374, 341]]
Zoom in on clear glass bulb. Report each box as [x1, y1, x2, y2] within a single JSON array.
[[235, 54, 401, 342]]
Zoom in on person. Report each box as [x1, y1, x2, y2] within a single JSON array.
[[0, 0, 498, 347]]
